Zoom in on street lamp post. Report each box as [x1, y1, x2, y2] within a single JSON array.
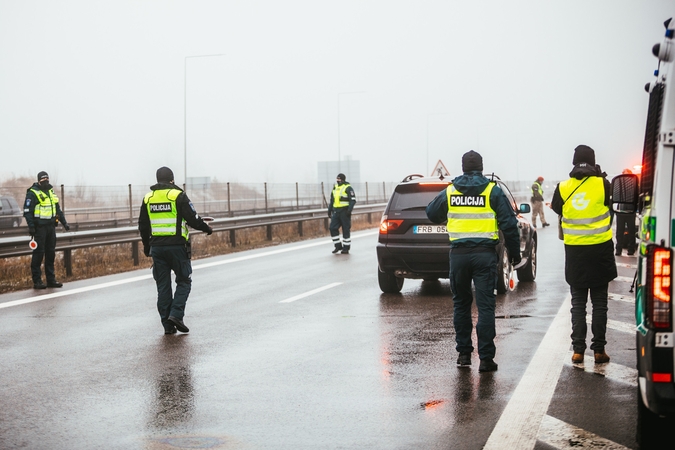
[[337, 91, 365, 172], [426, 113, 450, 176], [184, 53, 225, 188]]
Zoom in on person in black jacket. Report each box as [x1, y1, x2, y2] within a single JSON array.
[[138, 167, 213, 334], [550, 145, 617, 364], [23, 171, 70, 289], [426, 151, 521, 372]]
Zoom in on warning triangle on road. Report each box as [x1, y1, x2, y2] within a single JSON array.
[[431, 160, 450, 178]]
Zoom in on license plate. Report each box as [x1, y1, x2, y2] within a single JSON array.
[[413, 225, 447, 234]]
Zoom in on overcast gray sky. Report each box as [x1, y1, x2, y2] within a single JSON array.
[[1, 1, 673, 186]]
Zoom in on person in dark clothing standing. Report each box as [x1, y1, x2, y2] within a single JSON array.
[[614, 168, 637, 256], [23, 171, 70, 289], [328, 173, 356, 254], [138, 167, 213, 335], [426, 151, 521, 372], [551, 145, 617, 364]]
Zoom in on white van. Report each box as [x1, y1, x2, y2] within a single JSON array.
[[612, 17, 675, 448]]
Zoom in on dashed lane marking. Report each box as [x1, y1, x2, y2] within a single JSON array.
[[0, 230, 379, 310], [279, 282, 342, 303], [614, 276, 635, 283], [483, 296, 571, 449], [537, 415, 632, 450], [566, 351, 638, 386]]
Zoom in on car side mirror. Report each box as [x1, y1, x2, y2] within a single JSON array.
[[519, 203, 531, 214], [611, 174, 639, 214]]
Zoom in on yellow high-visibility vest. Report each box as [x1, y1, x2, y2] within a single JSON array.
[[559, 177, 612, 245], [532, 181, 543, 197], [144, 189, 189, 241], [446, 183, 499, 242], [332, 183, 352, 208], [30, 188, 58, 219]]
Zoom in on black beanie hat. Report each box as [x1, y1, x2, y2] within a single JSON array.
[[337, 173, 346, 181], [461, 150, 483, 172], [572, 145, 596, 166], [156, 166, 174, 183], [37, 171, 49, 182]]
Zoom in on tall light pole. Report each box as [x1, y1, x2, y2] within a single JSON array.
[[337, 91, 365, 172], [184, 53, 225, 188], [426, 113, 450, 176]]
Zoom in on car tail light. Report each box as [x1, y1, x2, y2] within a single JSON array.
[[379, 216, 404, 234], [647, 245, 672, 329], [652, 372, 673, 383]]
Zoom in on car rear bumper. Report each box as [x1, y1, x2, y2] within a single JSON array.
[[377, 242, 449, 278]]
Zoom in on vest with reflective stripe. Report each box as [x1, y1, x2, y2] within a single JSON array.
[[559, 177, 612, 245], [144, 189, 189, 241], [30, 188, 58, 219], [332, 183, 351, 208], [446, 182, 499, 242]]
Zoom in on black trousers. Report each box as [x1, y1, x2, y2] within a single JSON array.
[[329, 208, 351, 248], [31, 224, 57, 284]]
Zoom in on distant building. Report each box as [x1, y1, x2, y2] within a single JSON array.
[[318, 158, 361, 189]]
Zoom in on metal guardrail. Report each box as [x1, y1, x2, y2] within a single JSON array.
[[0, 204, 386, 273]]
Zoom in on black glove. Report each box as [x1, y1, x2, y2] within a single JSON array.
[[327, 210, 332, 218], [143, 245, 151, 257], [29, 226, 36, 236], [206, 225, 213, 235], [63, 223, 70, 231]]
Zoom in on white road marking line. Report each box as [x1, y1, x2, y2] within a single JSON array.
[[483, 296, 571, 449], [538, 415, 631, 450], [279, 282, 342, 303], [608, 293, 635, 304], [0, 230, 379, 310], [566, 351, 638, 386], [585, 316, 635, 334]]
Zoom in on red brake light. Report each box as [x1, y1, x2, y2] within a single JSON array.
[[647, 245, 672, 329], [379, 217, 404, 234], [652, 372, 672, 383]]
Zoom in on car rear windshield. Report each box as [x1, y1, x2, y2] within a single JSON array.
[[389, 183, 449, 211]]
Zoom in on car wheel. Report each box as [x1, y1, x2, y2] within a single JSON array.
[[637, 387, 675, 448], [378, 269, 403, 293], [517, 238, 537, 282], [496, 245, 512, 294]]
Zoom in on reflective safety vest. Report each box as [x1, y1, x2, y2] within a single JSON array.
[[30, 188, 58, 220], [332, 183, 352, 208], [559, 177, 612, 245], [144, 189, 189, 241], [532, 181, 543, 197], [446, 182, 499, 242]]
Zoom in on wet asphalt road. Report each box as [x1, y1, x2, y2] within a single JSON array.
[[0, 227, 639, 449]]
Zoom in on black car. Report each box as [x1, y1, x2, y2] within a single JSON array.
[[0, 196, 22, 228], [376, 174, 537, 293]]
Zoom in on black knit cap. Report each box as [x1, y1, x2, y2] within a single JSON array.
[[37, 171, 49, 181], [337, 173, 346, 181], [156, 166, 174, 183], [461, 150, 483, 172], [572, 145, 596, 166]]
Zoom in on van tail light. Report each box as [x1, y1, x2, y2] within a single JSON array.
[[379, 216, 404, 234], [652, 372, 672, 383], [647, 245, 672, 329]]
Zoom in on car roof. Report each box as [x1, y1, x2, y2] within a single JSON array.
[[397, 174, 452, 185]]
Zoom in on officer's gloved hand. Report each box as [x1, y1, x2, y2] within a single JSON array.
[[510, 256, 522, 267], [206, 225, 213, 235], [28, 226, 36, 236], [143, 245, 151, 257], [63, 223, 70, 231], [327, 210, 332, 218]]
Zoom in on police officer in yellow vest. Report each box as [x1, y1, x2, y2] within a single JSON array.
[[551, 145, 617, 365], [23, 171, 70, 289], [328, 173, 356, 254], [426, 151, 521, 372], [138, 167, 213, 334]]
